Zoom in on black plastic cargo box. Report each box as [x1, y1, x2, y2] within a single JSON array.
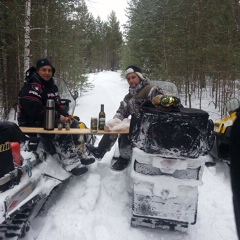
[[129, 107, 212, 158]]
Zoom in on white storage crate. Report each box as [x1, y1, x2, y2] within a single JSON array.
[[130, 148, 206, 231]]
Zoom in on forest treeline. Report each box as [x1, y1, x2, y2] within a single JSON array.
[[1, 0, 240, 119]]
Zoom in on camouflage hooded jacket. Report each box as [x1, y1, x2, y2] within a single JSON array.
[[114, 80, 163, 120]]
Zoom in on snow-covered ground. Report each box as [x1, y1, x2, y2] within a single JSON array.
[[21, 71, 237, 240]]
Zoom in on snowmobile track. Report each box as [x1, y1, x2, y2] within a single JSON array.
[[0, 208, 31, 239]]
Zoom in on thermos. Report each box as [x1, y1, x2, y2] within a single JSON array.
[[44, 99, 55, 130]]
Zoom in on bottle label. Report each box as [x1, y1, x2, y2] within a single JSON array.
[[99, 117, 105, 130]]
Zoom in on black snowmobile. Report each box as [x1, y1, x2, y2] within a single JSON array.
[[0, 78, 93, 239], [209, 98, 240, 165], [128, 81, 213, 231]]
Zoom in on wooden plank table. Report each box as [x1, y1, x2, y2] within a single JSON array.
[[20, 127, 129, 135]]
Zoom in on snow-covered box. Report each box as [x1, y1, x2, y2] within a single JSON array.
[[129, 107, 212, 231], [130, 148, 205, 231]]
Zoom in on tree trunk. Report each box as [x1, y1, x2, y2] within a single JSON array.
[[24, 0, 31, 79]]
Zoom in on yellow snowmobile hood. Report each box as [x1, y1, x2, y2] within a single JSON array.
[[214, 111, 237, 133]]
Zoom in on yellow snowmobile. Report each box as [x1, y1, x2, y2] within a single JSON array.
[[210, 98, 240, 165]]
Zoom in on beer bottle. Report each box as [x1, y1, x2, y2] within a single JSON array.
[[98, 104, 106, 130]]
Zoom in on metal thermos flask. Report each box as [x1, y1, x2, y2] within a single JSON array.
[[44, 99, 55, 130]]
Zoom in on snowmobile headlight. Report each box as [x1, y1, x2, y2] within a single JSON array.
[[160, 96, 181, 108]]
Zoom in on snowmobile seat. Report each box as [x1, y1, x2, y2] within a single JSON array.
[[0, 121, 29, 192], [0, 121, 26, 178]]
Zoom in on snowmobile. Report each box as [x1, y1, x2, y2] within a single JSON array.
[[0, 78, 93, 239], [128, 81, 213, 232], [209, 98, 240, 165]]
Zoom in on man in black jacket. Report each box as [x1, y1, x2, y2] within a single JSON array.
[[18, 58, 94, 175]]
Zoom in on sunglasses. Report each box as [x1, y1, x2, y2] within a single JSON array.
[[160, 96, 181, 108]]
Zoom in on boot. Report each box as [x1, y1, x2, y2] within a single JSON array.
[[57, 154, 82, 172], [70, 164, 88, 176], [85, 143, 105, 159], [54, 136, 87, 173], [80, 157, 95, 165], [111, 156, 130, 171], [75, 143, 95, 165], [57, 150, 88, 175]]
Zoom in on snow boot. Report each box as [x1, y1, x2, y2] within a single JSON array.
[[56, 152, 88, 175], [85, 143, 105, 159], [55, 135, 88, 174], [80, 157, 95, 165], [57, 154, 86, 172], [111, 156, 130, 171], [70, 164, 88, 176], [75, 143, 95, 165]]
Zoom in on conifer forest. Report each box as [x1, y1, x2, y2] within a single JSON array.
[[1, 0, 240, 119]]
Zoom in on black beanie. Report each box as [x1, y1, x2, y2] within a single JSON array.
[[36, 58, 55, 76], [124, 65, 145, 80]]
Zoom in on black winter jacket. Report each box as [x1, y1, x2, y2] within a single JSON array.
[[18, 67, 69, 127]]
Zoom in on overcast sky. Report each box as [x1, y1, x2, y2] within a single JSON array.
[[86, 0, 128, 29]]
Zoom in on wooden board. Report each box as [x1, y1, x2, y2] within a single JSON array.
[[20, 127, 129, 135]]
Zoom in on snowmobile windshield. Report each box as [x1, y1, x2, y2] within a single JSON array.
[[54, 78, 76, 115], [226, 98, 240, 115], [150, 80, 179, 98]]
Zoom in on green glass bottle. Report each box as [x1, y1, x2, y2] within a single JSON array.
[[98, 104, 106, 130]]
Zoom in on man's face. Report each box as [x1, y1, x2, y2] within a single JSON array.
[[37, 66, 53, 81], [126, 72, 141, 88]]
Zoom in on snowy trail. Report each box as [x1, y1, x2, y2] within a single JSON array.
[[22, 71, 238, 240], [75, 71, 129, 125]]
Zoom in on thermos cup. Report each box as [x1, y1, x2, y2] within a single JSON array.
[[44, 99, 55, 130]]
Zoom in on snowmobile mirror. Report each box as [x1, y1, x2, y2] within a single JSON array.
[[71, 90, 79, 100]]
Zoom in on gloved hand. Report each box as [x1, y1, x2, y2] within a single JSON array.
[[106, 118, 122, 128], [59, 115, 73, 124]]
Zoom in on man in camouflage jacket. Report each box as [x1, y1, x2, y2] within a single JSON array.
[[86, 65, 163, 171]]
